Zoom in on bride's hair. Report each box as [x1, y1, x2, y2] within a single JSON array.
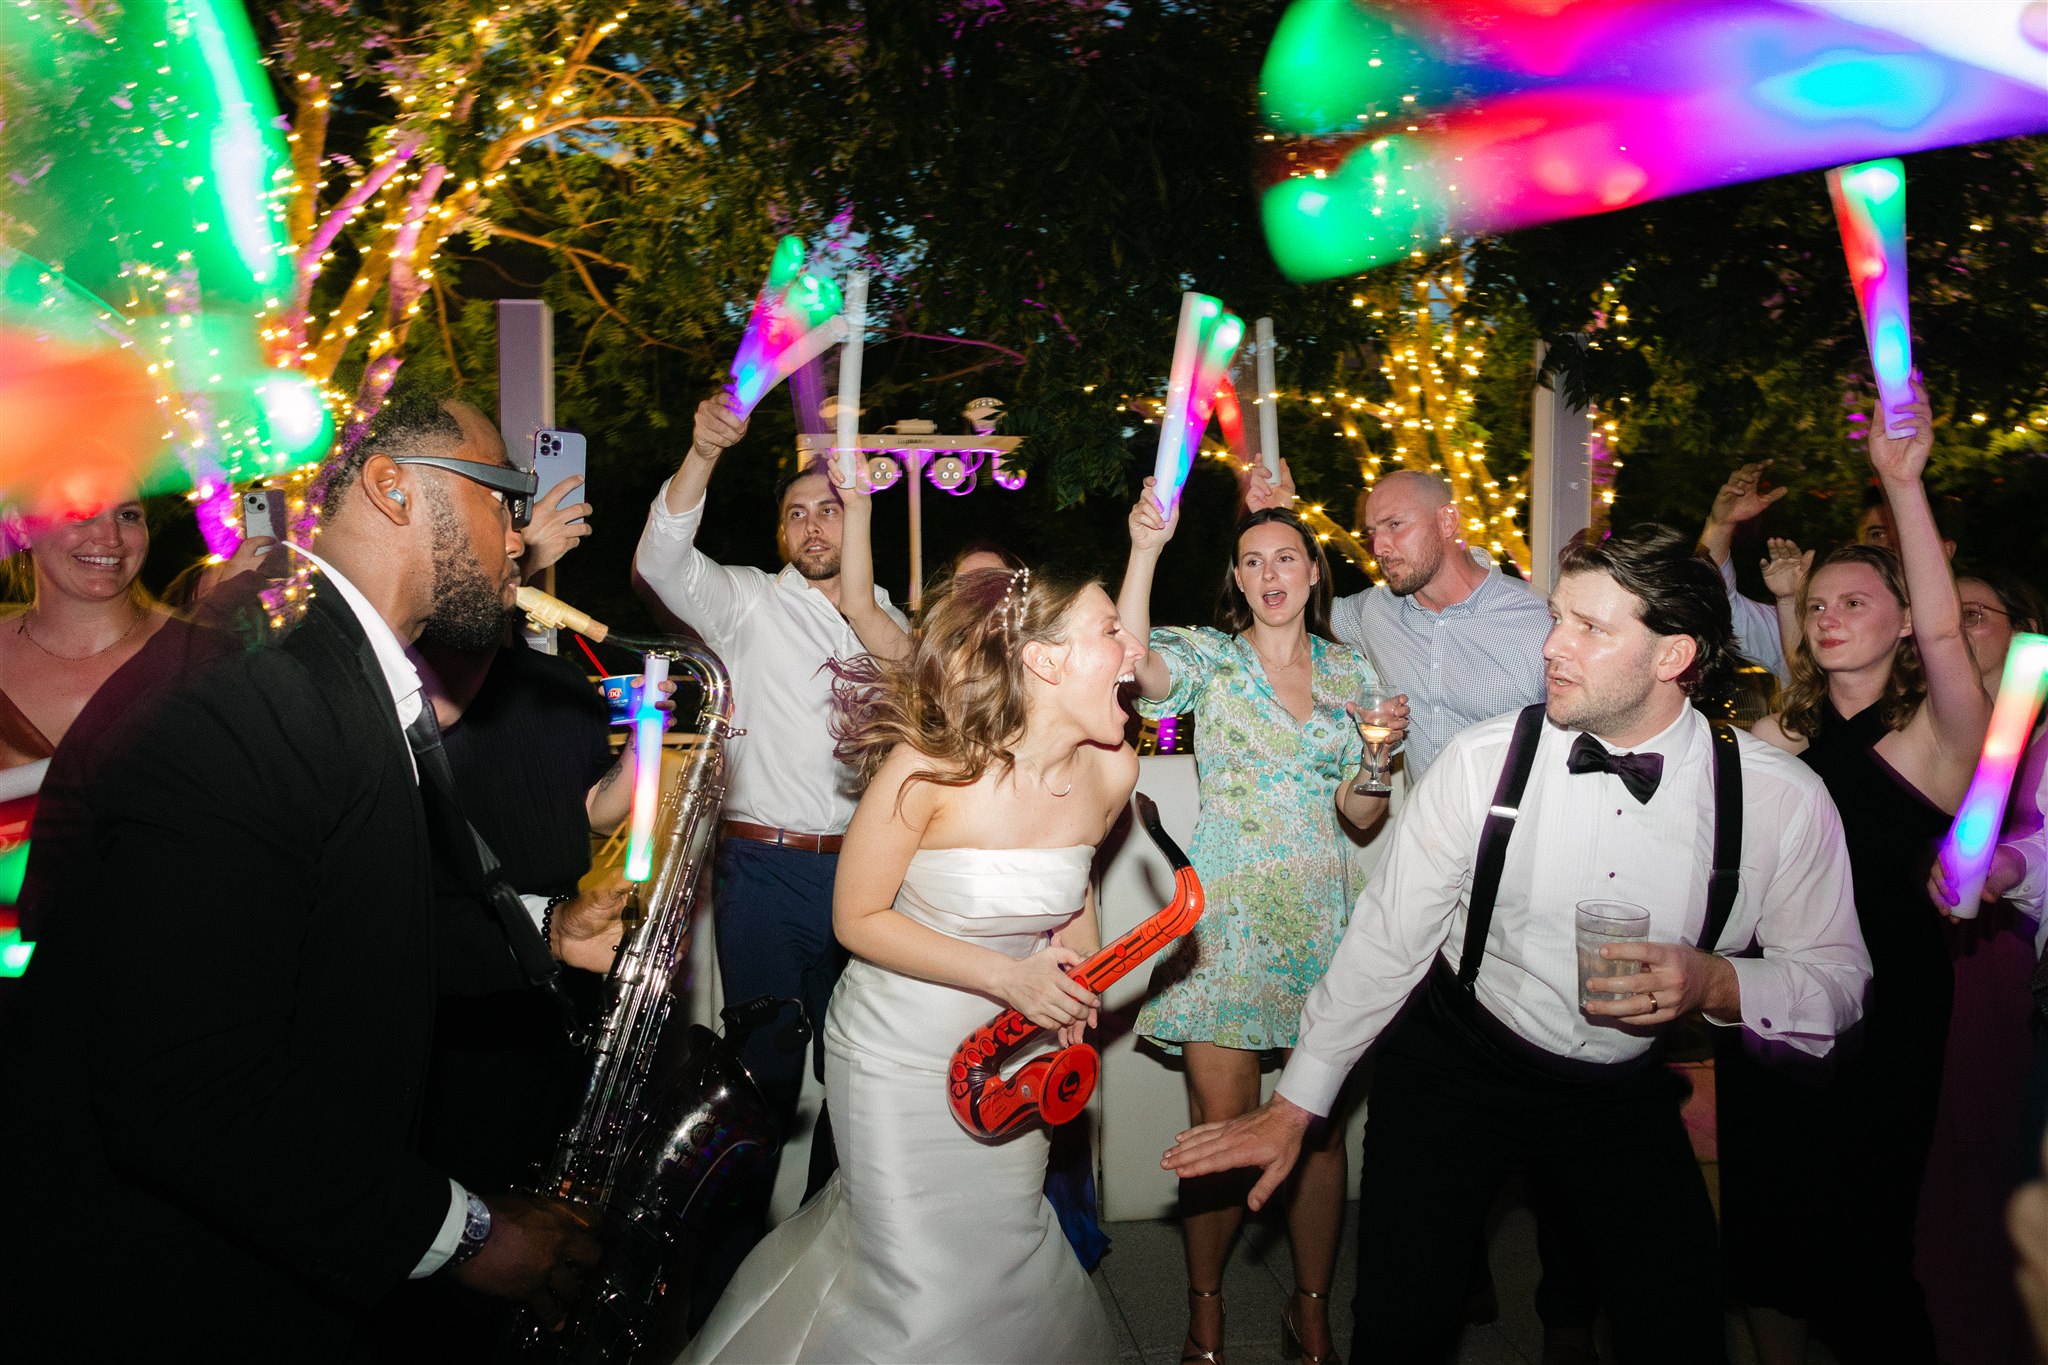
[[833, 565, 1097, 796]]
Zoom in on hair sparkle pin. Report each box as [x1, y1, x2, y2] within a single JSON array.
[[997, 566, 1033, 649]]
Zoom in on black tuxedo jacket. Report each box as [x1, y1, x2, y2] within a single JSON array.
[[2, 587, 454, 1361]]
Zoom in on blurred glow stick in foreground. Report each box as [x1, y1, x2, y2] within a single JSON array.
[[1938, 632, 2048, 917], [729, 237, 846, 419], [625, 653, 671, 884], [1826, 158, 1914, 438], [1151, 293, 1246, 515], [833, 271, 870, 487]]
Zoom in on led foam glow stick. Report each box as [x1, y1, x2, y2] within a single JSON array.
[[1253, 0, 2048, 282], [833, 271, 869, 487], [1826, 158, 1914, 438], [1150, 294, 1246, 515], [1938, 632, 2048, 917], [728, 237, 846, 419], [624, 653, 670, 884]]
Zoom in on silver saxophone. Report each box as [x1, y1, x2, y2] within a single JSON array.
[[509, 587, 776, 1362]]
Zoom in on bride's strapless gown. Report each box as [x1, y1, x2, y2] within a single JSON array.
[[680, 845, 1118, 1365]]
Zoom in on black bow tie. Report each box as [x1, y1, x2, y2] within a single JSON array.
[[1566, 733, 1664, 804]]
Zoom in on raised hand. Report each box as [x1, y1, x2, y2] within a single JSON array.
[[1868, 372, 1935, 486], [519, 476, 593, 577], [1707, 460, 1788, 529], [993, 942, 1098, 1032], [1127, 476, 1180, 555], [1241, 457, 1297, 513], [1760, 537, 1812, 602], [690, 392, 749, 464]]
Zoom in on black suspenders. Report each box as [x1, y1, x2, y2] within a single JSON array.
[[1454, 705, 1746, 994]]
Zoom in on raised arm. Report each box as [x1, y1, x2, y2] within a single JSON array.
[[1116, 476, 1179, 700], [1870, 377, 1989, 766], [1697, 460, 1786, 568], [833, 459, 912, 662], [833, 748, 1097, 1032], [632, 394, 755, 643], [661, 392, 747, 516]]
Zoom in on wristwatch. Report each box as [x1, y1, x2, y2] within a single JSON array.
[[446, 1192, 492, 1269]]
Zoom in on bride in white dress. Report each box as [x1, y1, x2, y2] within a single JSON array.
[[682, 566, 1145, 1365]]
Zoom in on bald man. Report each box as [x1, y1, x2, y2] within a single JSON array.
[[1248, 464, 1550, 779]]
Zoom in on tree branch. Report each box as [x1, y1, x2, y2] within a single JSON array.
[[475, 222, 635, 273], [889, 331, 1027, 366]]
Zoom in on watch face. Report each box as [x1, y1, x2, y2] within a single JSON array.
[[462, 1194, 492, 1248]]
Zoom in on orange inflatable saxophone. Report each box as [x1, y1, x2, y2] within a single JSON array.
[[947, 793, 1204, 1139]]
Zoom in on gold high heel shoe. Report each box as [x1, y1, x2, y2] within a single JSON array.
[[1280, 1287, 1337, 1365], [1182, 1286, 1224, 1364]]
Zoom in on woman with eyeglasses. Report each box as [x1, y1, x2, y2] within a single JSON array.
[[1914, 569, 2048, 1364], [1724, 378, 1992, 1364]]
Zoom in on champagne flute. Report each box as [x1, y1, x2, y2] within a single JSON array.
[[1352, 685, 1396, 797]]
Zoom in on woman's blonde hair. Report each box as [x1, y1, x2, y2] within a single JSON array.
[[1777, 543, 1926, 740], [833, 565, 1098, 797]]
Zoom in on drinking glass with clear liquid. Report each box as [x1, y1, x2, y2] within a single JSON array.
[[1351, 686, 1398, 796]]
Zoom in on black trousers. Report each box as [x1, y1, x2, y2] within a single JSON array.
[[1352, 988, 1724, 1365]]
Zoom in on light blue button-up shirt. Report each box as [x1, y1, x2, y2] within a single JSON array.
[[1328, 570, 1552, 779]]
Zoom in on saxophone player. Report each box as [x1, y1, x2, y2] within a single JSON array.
[[2, 392, 600, 1361]]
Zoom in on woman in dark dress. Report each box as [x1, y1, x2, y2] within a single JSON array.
[[1728, 378, 1992, 1364]]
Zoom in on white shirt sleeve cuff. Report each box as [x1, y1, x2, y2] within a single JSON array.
[[410, 1179, 469, 1279], [519, 892, 550, 932], [1275, 1050, 1347, 1119]]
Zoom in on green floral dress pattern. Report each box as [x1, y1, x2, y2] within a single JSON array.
[[1135, 626, 1376, 1053]]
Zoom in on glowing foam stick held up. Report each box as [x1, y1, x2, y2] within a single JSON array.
[[1150, 294, 1246, 515], [833, 271, 869, 487], [625, 653, 670, 884], [1938, 632, 2048, 917], [1826, 158, 1915, 437], [728, 236, 847, 420]]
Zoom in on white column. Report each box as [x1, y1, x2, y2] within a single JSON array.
[[1528, 338, 1593, 595], [496, 299, 555, 469]]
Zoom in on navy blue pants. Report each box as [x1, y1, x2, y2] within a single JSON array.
[[690, 837, 846, 1329], [712, 836, 846, 1148]]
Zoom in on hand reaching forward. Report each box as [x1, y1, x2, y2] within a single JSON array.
[[1162, 1095, 1315, 1213], [992, 942, 1099, 1034], [1760, 537, 1812, 603], [1708, 460, 1788, 529], [1127, 477, 1181, 556], [1241, 457, 1297, 513], [1868, 372, 1934, 486]]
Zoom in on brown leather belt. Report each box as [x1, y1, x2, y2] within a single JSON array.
[[720, 820, 844, 854]]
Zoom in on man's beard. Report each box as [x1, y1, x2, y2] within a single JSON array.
[[420, 489, 515, 650], [791, 547, 841, 581], [1383, 538, 1445, 597]]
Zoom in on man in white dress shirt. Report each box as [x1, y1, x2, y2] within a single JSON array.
[[1165, 524, 1872, 1364], [632, 392, 908, 1299]]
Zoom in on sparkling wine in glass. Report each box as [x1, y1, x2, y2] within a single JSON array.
[[1352, 686, 1396, 797]]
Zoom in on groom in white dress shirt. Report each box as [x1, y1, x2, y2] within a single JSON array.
[[1165, 524, 1872, 1364]]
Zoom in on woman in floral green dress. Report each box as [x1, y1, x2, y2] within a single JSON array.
[[1120, 481, 1405, 1365]]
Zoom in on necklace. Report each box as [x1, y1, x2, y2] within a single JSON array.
[[1247, 635, 1307, 670], [18, 606, 146, 662]]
